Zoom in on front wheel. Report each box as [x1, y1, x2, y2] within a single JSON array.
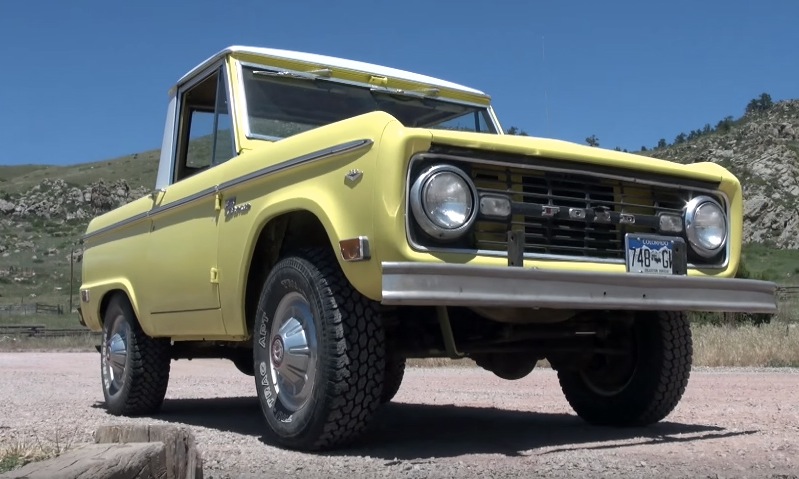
[[101, 293, 171, 416], [254, 250, 385, 450], [556, 311, 692, 426]]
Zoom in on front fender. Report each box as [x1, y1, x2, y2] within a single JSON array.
[[78, 279, 151, 335]]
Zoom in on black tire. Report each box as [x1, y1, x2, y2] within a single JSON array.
[[382, 354, 406, 403], [254, 249, 385, 450], [100, 293, 171, 416], [232, 353, 255, 376], [557, 311, 692, 426]]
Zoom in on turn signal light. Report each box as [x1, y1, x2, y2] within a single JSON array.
[[339, 237, 371, 262]]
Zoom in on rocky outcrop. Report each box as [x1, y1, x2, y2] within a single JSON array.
[[651, 100, 799, 248], [1, 178, 148, 222], [0, 178, 147, 260]]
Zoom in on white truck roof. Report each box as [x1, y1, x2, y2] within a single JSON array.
[[177, 45, 486, 96]]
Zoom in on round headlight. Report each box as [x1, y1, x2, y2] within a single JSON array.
[[424, 172, 473, 228], [410, 165, 477, 240], [685, 196, 727, 257]]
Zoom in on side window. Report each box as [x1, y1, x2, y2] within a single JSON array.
[[213, 78, 234, 164], [186, 110, 215, 169], [174, 67, 235, 182]]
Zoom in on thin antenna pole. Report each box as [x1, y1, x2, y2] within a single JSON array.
[[69, 246, 74, 314], [542, 35, 551, 136]]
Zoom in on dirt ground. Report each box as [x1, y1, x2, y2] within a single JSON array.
[[1, 353, 798, 478]]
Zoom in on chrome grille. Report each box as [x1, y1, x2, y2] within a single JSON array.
[[406, 146, 729, 266], [471, 164, 693, 260]]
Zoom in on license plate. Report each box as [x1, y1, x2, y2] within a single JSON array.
[[625, 234, 686, 275]]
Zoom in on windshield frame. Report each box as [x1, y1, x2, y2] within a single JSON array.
[[234, 60, 501, 142]]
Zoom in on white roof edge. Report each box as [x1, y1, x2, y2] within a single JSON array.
[[176, 45, 487, 96]]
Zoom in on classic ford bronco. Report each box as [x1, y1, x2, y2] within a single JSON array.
[[79, 46, 777, 450]]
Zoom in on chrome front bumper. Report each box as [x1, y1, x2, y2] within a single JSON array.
[[381, 262, 778, 313]]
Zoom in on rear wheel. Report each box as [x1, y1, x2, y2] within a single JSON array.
[[381, 354, 406, 403], [101, 294, 171, 416], [232, 353, 255, 376], [557, 311, 692, 426], [254, 250, 385, 450]]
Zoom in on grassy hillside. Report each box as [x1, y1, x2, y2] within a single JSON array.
[[0, 165, 49, 184], [0, 149, 160, 196], [0, 151, 159, 312], [741, 244, 799, 281]]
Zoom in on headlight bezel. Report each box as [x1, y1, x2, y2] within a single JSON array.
[[409, 164, 478, 241], [684, 195, 728, 258]]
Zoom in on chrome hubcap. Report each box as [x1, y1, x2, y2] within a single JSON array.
[[271, 337, 285, 366], [270, 292, 317, 412], [104, 317, 129, 395]]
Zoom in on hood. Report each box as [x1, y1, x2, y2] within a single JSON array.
[[424, 129, 728, 184]]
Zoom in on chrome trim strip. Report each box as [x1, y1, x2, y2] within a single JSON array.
[[381, 262, 778, 313], [217, 139, 372, 192], [487, 106, 503, 134], [82, 212, 150, 242], [149, 186, 220, 219], [83, 139, 373, 243], [405, 152, 732, 270], [151, 139, 373, 221]]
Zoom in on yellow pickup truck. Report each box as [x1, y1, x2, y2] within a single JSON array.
[[79, 46, 777, 450]]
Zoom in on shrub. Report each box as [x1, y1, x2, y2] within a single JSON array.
[[690, 256, 773, 326]]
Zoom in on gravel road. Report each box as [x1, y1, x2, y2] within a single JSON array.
[[1, 353, 798, 478]]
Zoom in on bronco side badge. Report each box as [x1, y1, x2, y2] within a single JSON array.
[[224, 197, 252, 219]]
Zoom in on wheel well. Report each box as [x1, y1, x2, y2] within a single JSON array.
[[244, 211, 332, 335], [98, 289, 129, 327]]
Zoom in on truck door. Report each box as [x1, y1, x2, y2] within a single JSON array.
[[142, 65, 235, 336]]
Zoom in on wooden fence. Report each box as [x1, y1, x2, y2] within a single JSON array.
[[0, 302, 64, 317], [777, 286, 799, 299], [0, 324, 98, 338]]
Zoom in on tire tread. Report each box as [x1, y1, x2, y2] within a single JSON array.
[[103, 295, 171, 416], [306, 249, 385, 448], [557, 311, 692, 426], [256, 249, 385, 450]]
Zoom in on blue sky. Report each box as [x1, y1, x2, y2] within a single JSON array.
[[0, 1, 796, 166]]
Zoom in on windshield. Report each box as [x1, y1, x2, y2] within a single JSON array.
[[240, 66, 496, 139]]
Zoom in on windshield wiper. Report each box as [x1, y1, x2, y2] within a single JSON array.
[[253, 70, 440, 101], [253, 68, 333, 81], [370, 86, 440, 100]]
